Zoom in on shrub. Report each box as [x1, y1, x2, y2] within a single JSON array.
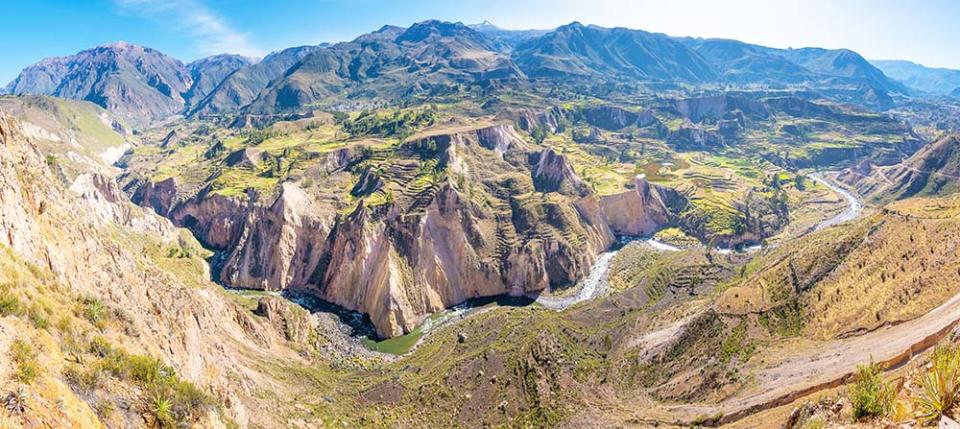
[[62, 364, 102, 391], [56, 315, 74, 333], [850, 361, 895, 420], [0, 289, 21, 316], [800, 416, 825, 429], [912, 346, 960, 424], [149, 393, 175, 429], [94, 399, 115, 420], [127, 355, 171, 385], [94, 348, 213, 427], [88, 336, 113, 358], [3, 387, 29, 415], [27, 304, 48, 329], [10, 340, 39, 385]]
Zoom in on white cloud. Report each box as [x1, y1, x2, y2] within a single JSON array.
[[115, 0, 264, 58]]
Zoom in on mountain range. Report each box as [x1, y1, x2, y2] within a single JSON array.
[[4, 20, 928, 127], [872, 59, 960, 96]]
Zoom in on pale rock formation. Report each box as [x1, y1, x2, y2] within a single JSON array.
[[221, 182, 332, 290], [600, 174, 680, 236]]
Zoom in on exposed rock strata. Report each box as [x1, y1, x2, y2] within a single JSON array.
[[124, 123, 679, 338]]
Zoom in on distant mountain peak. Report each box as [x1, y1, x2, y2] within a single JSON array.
[[397, 20, 478, 43], [376, 24, 404, 33], [99, 40, 136, 49], [470, 20, 499, 31]]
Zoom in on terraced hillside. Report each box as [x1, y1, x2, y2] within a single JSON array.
[[118, 91, 884, 339]]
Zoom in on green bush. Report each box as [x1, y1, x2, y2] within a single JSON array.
[[10, 340, 40, 384], [850, 362, 895, 420], [62, 364, 102, 391], [27, 303, 48, 329], [0, 289, 22, 316], [88, 336, 113, 358], [93, 347, 213, 427], [149, 393, 175, 428]]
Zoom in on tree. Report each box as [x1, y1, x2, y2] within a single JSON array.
[[794, 175, 806, 191], [332, 111, 349, 125], [531, 125, 548, 144]]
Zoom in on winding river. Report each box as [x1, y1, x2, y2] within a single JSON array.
[[535, 172, 863, 311], [808, 173, 863, 231], [533, 236, 681, 310]]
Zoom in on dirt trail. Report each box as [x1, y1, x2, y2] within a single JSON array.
[[662, 284, 960, 426]]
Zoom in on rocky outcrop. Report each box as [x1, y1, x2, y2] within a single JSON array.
[[582, 105, 638, 130], [224, 147, 262, 168], [255, 296, 315, 344], [475, 124, 527, 154], [170, 188, 249, 249], [299, 178, 614, 337], [128, 176, 179, 217], [69, 173, 178, 240], [667, 126, 725, 150], [408, 123, 527, 157], [351, 167, 385, 196], [220, 183, 332, 290], [516, 108, 561, 133], [599, 174, 685, 236], [718, 111, 746, 138], [0, 116, 43, 261], [529, 149, 588, 196], [673, 95, 769, 122]]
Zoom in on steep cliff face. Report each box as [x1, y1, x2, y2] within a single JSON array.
[[600, 174, 684, 236], [529, 149, 588, 195], [123, 122, 676, 338], [0, 114, 43, 262], [220, 183, 332, 290], [300, 125, 622, 337]]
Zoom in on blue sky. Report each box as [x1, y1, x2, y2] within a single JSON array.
[[3, 0, 959, 84]]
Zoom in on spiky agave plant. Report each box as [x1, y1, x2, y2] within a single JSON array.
[[148, 393, 174, 429], [912, 346, 960, 424], [3, 386, 29, 415]]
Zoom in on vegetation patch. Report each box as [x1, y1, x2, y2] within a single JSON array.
[[10, 339, 40, 384], [849, 361, 895, 420]]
